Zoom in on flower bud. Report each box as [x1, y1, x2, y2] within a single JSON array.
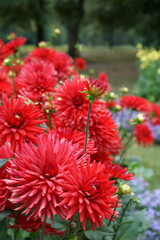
[[38, 41, 47, 48], [121, 87, 128, 94], [137, 113, 145, 123], [110, 92, 115, 99], [114, 104, 121, 111], [122, 184, 131, 195], [54, 28, 61, 36], [8, 70, 16, 78], [2, 58, 13, 66]]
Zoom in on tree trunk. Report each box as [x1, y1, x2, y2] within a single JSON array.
[[67, 0, 84, 58], [36, 23, 45, 45]]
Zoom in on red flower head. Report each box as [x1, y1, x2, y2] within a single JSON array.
[[58, 160, 118, 230], [0, 95, 44, 151], [17, 60, 57, 101], [0, 37, 27, 61], [0, 144, 14, 213], [134, 124, 154, 146], [54, 127, 96, 155], [104, 162, 134, 181], [75, 57, 86, 71], [54, 76, 102, 130], [6, 133, 83, 222], [9, 214, 64, 236], [98, 72, 108, 82], [85, 77, 109, 98], [25, 48, 74, 81], [149, 103, 160, 125], [120, 95, 150, 112], [89, 109, 122, 155], [0, 67, 13, 97]]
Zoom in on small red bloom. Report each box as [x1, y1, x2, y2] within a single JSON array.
[[120, 95, 150, 112], [98, 72, 108, 82], [134, 124, 154, 146], [85, 77, 109, 97], [104, 162, 134, 181], [6, 133, 82, 222], [9, 214, 64, 236], [75, 57, 86, 71], [58, 161, 118, 230], [0, 95, 44, 151], [0, 37, 27, 61], [149, 103, 160, 125]]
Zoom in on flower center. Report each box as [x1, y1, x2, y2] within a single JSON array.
[[44, 165, 58, 178], [9, 113, 23, 127], [73, 95, 84, 107], [83, 180, 100, 198]]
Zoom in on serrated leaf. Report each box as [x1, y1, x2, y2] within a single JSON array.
[[0, 209, 12, 221], [0, 158, 11, 168]]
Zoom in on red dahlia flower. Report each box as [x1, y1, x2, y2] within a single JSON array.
[[89, 109, 122, 155], [6, 133, 82, 222], [17, 60, 57, 101], [54, 76, 102, 130], [9, 214, 64, 236], [75, 57, 86, 71], [58, 161, 118, 230], [0, 95, 44, 151], [134, 124, 154, 146], [149, 103, 160, 125], [98, 72, 108, 82], [85, 77, 109, 97], [54, 127, 96, 155], [0, 37, 27, 61], [0, 144, 13, 213], [120, 95, 150, 112]]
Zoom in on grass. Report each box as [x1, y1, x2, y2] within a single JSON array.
[[127, 143, 160, 190]]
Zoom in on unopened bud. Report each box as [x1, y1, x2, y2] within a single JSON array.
[[121, 87, 128, 94], [122, 184, 131, 195], [2, 58, 13, 66], [137, 113, 145, 123], [54, 28, 61, 36], [110, 92, 115, 99], [38, 41, 47, 48], [114, 104, 121, 111], [8, 70, 16, 78]]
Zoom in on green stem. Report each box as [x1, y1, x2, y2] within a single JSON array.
[[84, 102, 92, 154], [112, 199, 132, 240], [47, 112, 52, 130], [40, 218, 46, 240], [119, 127, 134, 164], [108, 201, 118, 226], [37, 229, 40, 240]]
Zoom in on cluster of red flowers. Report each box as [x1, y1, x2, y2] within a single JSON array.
[[107, 94, 160, 146], [0, 36, 135, 237]]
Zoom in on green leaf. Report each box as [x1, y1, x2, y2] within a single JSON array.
[[0, 218, 7, 240], [47, 214, 68, 231], [84, 220, 114, 240], [0, 209, 12, 221], [0, 158, 11, 168], [117, 210, 147, 240]]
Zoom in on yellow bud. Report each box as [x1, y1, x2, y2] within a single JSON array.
[[38, 41, 47, 48], [54, 28, 61, 36], [122, 184, 131, 195], [137, 113, 145, 123], [115, 104, 121, 111], [110, 92, 115, 99]]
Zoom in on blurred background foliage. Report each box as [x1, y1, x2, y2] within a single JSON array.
[[0, 0, 160, 57]]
